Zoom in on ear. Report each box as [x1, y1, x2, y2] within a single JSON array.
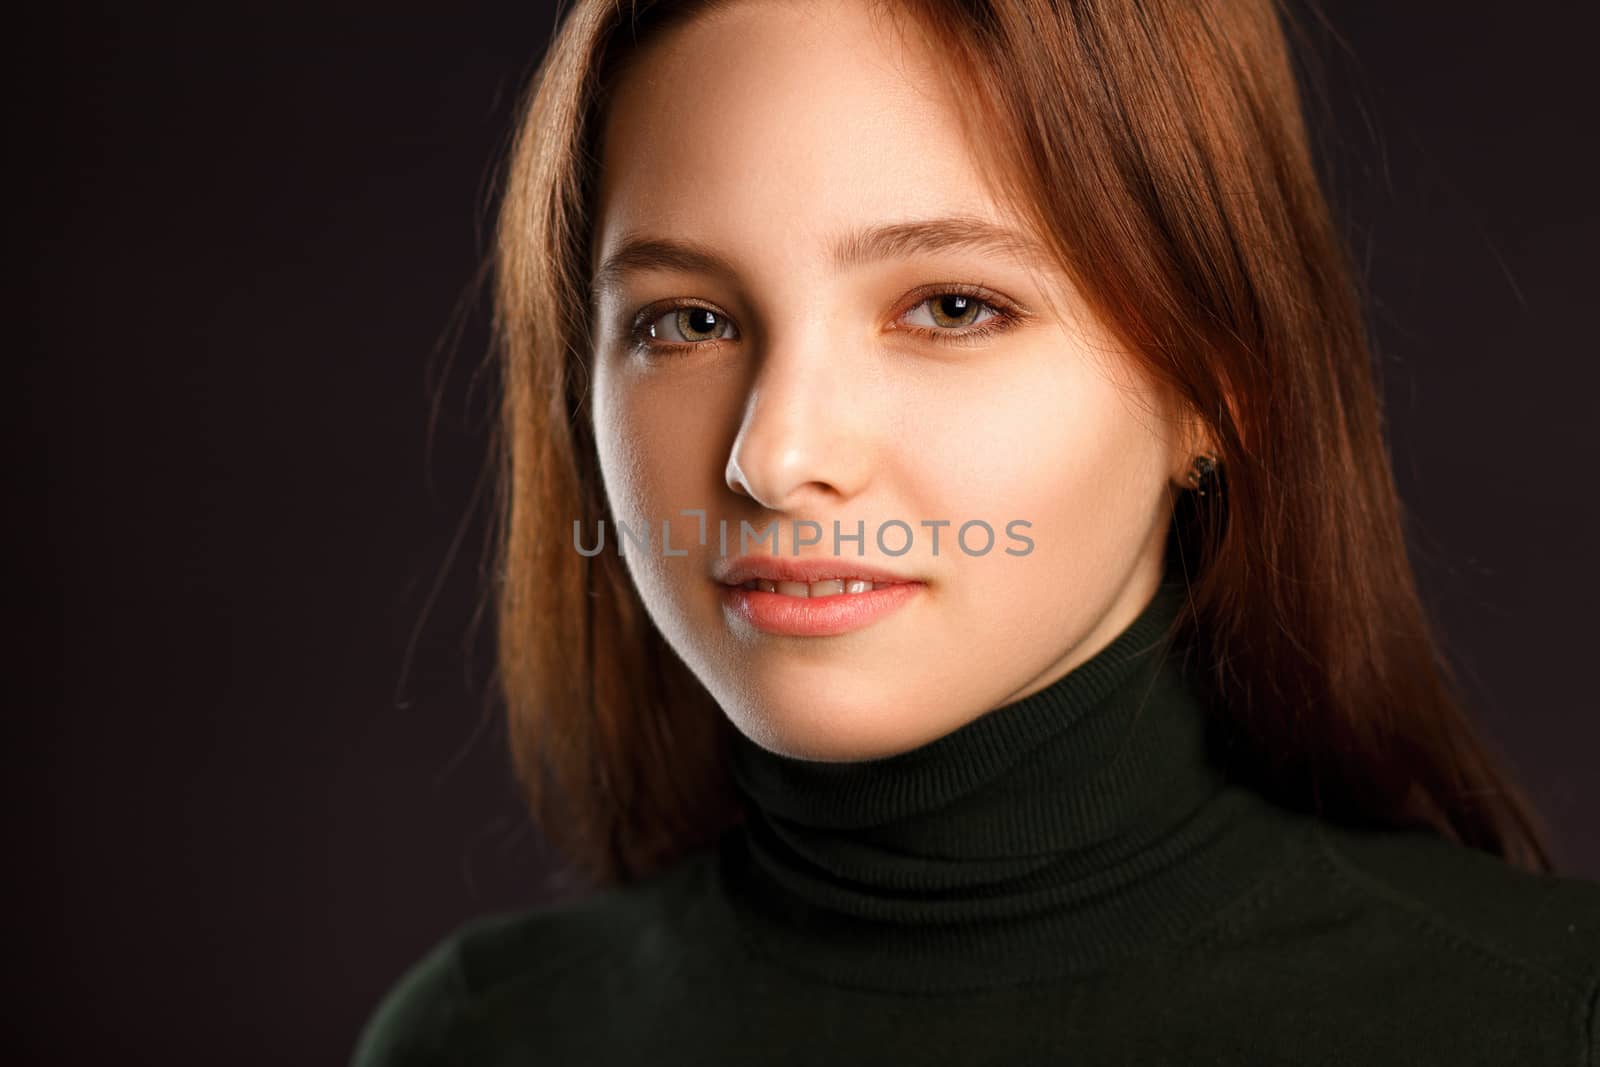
[[1166, 374, 1241, 491], [1167, 398, 1218, 491]]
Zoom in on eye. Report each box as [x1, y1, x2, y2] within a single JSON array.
[[895, 284, 1024, 347], [635, 303, 737, 349], [625, 284, 1026, 357], [903, 292, 1000, 330]]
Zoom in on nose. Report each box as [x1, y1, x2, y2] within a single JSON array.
[[724, 329, 874, 513]]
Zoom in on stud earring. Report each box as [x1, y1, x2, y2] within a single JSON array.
[[1185, 453, 1219, 496]]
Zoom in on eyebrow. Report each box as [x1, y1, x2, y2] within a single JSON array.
[[588, 216, 1048, 304]]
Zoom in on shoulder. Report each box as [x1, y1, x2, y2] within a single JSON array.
[[1310, 819, 1600, 984], [350, 923, 471, 1067], [1304, 818, 1600, 1059], [351, 854, 712, 1066]]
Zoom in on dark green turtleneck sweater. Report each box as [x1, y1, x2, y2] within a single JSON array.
[[353, 577, 1600, 1065]]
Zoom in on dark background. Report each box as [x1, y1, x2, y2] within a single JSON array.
[[16, 4, 1598, 1063]]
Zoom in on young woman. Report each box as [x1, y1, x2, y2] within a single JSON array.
[[355, 0, 1600, 1062]]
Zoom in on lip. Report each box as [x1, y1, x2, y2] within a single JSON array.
[[719, 580, 923, 637], [712, 555, 918, 587]]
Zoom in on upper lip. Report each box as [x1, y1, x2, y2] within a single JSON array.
[[713, 555, 921, 586]]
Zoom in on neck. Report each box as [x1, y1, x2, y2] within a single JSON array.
[[714, 572, 1306, 993]]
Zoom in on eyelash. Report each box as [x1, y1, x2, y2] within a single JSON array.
[[625, 282, 1025, 356]]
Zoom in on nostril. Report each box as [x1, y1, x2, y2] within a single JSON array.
[[724, 456, 753, 500]]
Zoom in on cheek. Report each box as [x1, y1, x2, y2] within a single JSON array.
[[910, 341, 1168, 620], [590, 370, 647, 523], [593, 364, 724, 523], [592, 366, 722, 639], [911, 343, 1146, 524]]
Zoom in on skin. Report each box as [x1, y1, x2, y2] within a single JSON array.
[[588, 0, 1209, 761]]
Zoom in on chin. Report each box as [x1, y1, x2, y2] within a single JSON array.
[[729, 692, 954, 763]]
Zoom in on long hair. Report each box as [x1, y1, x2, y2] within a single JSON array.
[[490, 0, 1554, 887]]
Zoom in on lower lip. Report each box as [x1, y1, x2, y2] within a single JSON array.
[[719, 581, 923, 637]]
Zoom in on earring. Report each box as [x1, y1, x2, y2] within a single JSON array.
[[1185, 453, 1219, 496]]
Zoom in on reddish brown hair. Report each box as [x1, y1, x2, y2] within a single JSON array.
[[490, 0, 1553, 887]]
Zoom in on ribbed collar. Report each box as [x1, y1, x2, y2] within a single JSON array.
[[713, 567, 1307, 993]]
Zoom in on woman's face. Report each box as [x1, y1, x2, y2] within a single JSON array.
[[589, 0, 1197, 760]]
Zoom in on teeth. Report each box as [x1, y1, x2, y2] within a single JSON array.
[[741, 578, 893, 597]]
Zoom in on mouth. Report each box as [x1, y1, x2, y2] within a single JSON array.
[[713, 554, 925, 636], [717, 570, 924, 637], [730, 576, 906, 598], [713, 554, 920, 590]]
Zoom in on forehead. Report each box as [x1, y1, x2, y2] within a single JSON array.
[[591, 0, 1015, 274]]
